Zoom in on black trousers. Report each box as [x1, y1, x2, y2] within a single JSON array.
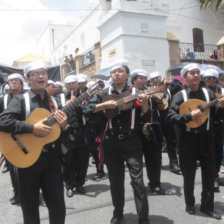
[[141, 132, 162, 188], [214, 123, 224, 178], [9, 163, 19, 197], [103, 135, 149, 221], [161, 121, 178, 166], [73, 143, 90, 186], [179, 131, 215, 211], [18, 149, 65, 224]]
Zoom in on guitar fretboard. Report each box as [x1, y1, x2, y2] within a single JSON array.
[[44, 92, 90, 127]]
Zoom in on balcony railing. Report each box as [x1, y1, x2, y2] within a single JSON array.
[[179, 42, 216, 60], [82, 48, 95, 67]]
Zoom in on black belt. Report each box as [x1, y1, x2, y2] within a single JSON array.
[[109, 133, 137, 141]]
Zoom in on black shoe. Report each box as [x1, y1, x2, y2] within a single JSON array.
[[10, 196, 20, 205], [214, 178, 220, 193], [200, 208, 221, 220], [170, 164, 182, 175], [151, 186, 166, 195], [185, 205, 195, 215], [76, 185, 86, 194], [110, 216, 123, 224], [218, 178, 224, 186], [92, 171, 105, 180], [66, 189, 74, 197], [2, 165, 9, 174]]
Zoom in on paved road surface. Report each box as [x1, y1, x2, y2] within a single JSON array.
[[0, 152, 224, 224]]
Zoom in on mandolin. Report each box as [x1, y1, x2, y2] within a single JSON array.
[[179, 96, 222, 128], [0, 80, 104, 168]]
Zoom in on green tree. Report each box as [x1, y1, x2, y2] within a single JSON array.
[[200, 0, 224, 10]]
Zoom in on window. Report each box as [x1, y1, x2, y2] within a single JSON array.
[[193, 28, 204, 52]]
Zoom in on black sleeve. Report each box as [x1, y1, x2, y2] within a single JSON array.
[[0, 95, 33, 134], [0, 96, 3, 114], [82, 88, 108, 116], [167, 92, 192, 124]]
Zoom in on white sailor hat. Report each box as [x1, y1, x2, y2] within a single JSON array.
[[110, 59, 128, 72], [180, 63, 200, 77], [149, 71, 162, 80], [130, 69, 148, 81], [77, 74, 87, 83], [64, 75, 77, 84], [203, 69, 219, 79], [55, 81, 63, 87], [24, 61, 47, 78], [8, 73, 25, 83], [47, 80, 55, 85]]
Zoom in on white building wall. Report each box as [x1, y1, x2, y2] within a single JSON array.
[[51, 5, 103, 64], [155, 0, 224, 44], [99, 9, 169, 74], [39, 0, 224, 73], [36, 23, 74, 63]]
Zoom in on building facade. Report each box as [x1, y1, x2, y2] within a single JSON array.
[[36, 0, 224, 80]]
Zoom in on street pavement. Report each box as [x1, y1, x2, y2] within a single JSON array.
[[1, 152, 224, 224]]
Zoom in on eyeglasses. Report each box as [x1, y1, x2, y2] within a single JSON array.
[[111, 68, 125, 74], [189, 70, 200, 75], [30, 71, 47, 77]]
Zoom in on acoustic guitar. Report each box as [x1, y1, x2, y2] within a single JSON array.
[[0, 80, 104, 168], [179, 95, 222, 128]]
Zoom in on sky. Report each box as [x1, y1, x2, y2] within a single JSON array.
[[0, 0, 92, 66]]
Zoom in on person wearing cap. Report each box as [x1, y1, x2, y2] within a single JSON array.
[[64, 74, 79, 100], [84, 59, 150, 224], [203, 69, 224, 192], [55, 81, 64, 95], [131, 69, 166, 195], [76, 73, 106, 180], [0, 73, 24, 205], [0, 61, 68, 224], [149, 71, 182, 175], [46, 80, 56, 96], [77, 73, 88, 93], [60, 74, 88, 196], [168, 63, 224, 219]]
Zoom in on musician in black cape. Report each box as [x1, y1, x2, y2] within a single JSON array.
[[0, 62, 67, 224], [168, 63, 224, 219], [202, 69, 224, 192], [83, 59, 150, 224], [131, 69, 166, 195]]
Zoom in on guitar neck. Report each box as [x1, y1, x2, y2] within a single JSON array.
[[201, 98, 218, 111], [45, 92, 90, 127]]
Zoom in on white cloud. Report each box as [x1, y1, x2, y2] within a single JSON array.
[[0, 0, 72, 66]]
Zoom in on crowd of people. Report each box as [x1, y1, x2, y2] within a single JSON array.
[[0, 59, 224, 224]]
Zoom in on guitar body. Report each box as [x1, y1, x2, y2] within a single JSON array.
[[0, 108, 61, 168], [179, 99, 209, 128], [103, 91, 134, 119]]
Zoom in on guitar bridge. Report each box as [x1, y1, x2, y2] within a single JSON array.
[[11, 134, 28, 154]]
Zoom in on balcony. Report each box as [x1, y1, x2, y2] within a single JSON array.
[[179, 42, 216, 60], [81, 48, 95, 68]]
